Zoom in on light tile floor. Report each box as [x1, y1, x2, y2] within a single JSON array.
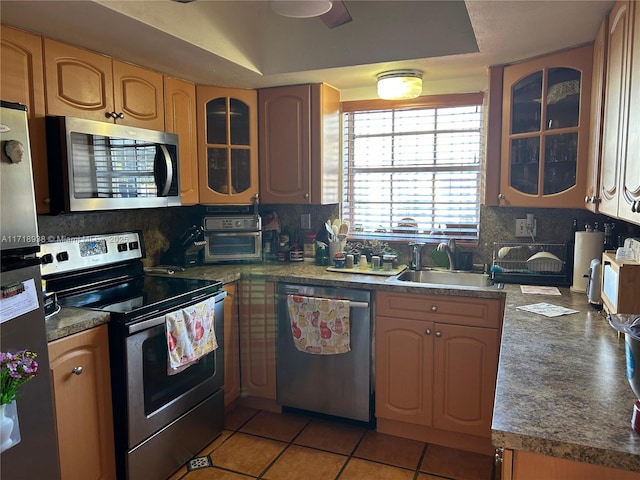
[[168, 406, 496, 480]]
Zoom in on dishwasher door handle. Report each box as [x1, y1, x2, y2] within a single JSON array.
[[279, 294, 368, 309], [348, 301, 369, 309]]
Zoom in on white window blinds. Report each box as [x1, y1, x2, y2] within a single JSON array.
[[342, 94, 484, 243]]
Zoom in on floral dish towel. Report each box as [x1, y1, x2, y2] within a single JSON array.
[[165, 296, 218, 375], [287, 294, 351, 355]]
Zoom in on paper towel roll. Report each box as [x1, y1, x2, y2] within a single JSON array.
[[571, 231, 604, 293]]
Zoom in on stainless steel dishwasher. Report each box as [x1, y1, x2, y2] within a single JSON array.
[[277, 283, 373, 422]]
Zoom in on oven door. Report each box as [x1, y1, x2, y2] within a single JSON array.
[[203, 231, 262, 263], [124, 290, 225, 448]]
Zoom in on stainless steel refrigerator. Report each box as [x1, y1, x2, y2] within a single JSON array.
[[0, 101, 61, 479]]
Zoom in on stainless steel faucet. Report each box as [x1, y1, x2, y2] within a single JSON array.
[[408, 242, 425, 270], [437, 239, 457, 270]]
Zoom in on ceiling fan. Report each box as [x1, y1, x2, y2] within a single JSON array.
[[172, 0, 352, 29]]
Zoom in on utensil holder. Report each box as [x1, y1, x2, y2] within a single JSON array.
[[328, 240, 346, 259]]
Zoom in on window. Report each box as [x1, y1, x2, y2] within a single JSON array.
[[341, 93, 484, 243]]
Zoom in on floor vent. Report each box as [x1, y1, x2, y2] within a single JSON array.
[[187, 455, 213, 471]]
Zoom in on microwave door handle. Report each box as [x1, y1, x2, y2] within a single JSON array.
[[155, 144, 173, 197]]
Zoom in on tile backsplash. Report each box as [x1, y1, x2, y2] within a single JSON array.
[[37, 204, 639, 269]]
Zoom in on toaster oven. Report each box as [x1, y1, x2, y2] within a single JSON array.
[[202, 215, 262, 263]]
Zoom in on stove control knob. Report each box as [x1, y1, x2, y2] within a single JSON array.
[[41, 253, 54, 265], [56, 251, 69, 262]]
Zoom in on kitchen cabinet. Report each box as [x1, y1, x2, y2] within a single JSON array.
[[375, 291, 503, 455], [585, 17, 609, 212], [500, 448, 640, 480], [223, 282, 240, 409], [44, 38, 164, 130], [0, 25, 50, 213], [588, 0, 640, 226], [48, 324, 116, 480], [164, 76, 199, 205], [498, 44, 593, 208], [258, 83, 340, 204], [238, 280, 278, 409], [197, 85, 259, 205]]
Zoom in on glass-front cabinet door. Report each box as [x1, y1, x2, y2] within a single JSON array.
[[499, 45, 592, 207], [196, 86, 258, 205]]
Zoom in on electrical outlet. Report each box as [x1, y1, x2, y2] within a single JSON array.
[[300, 213, 311, 230], [515, 218, 537, 237]]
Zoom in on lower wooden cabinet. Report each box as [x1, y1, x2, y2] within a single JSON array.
[[501, 448, 640, 480], [375, 291, 503, 454], [223, 282, 240, 408], [238, 280, 277, 404], [48, 324, 116, 480]]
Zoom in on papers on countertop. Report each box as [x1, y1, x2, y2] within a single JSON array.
[[520, 285, 561, 295], [516, 302, 579, 317]]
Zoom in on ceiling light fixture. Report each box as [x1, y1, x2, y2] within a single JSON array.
[[377, 70, 423, 100], [269, 1, 333, 18]]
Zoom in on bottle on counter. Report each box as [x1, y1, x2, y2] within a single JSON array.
[[315, 242, 329, 266], [304, 233, 316, 262]]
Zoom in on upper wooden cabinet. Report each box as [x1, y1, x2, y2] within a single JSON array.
[[599, 0, 640, 225], [258, 83, 340, 204], [164, 76, 199, 205], [197, 85, 259, 205], [0, 25, 50, 213], [498, 44, 593, 208], [44, 38, 164, 130], [622, 0, 640, 224], [585, 17, 609, 212]]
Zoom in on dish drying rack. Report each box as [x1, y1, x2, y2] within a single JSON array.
[[491, 242, 572, 286]]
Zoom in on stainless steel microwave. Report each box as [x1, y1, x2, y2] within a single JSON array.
[[45, 116, 180, 213]]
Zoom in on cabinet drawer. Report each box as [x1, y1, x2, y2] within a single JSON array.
[[376, 291, 502, 328]]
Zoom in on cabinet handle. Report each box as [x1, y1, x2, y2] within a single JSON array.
[[497, 193, 505, 202], [435, 331, 442, 338], [585, 195, 591, 203], [72, 366, 83, 375], [116, 112, 125, 119], [304, 193, 309, 199], [632, 201, 638, 213], [494, 447, 504, 465], [430, 305, 437, 312], [425, 328, 432, 335], [106, 112, 116, 119]]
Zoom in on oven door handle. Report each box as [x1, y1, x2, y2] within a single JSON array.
[[127, 290, 227, 334]]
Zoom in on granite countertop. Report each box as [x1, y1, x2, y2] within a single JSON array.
[[46, 262, 639, 471], [492, 283, 640, 472]]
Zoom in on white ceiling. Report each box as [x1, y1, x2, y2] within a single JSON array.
[[0, 0, 614, 101]]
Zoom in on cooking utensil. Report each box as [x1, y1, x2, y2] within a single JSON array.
[[332, 224, 339, 238], [338, 221, 349, 241], [325, 221, 335, 240]]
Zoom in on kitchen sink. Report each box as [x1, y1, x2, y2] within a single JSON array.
[[387, 269, 500, 288]]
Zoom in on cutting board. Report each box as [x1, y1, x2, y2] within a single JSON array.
[[326, 264, 407, 276]]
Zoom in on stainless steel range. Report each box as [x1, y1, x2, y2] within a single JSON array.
[[41, 231, 226, 480]]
